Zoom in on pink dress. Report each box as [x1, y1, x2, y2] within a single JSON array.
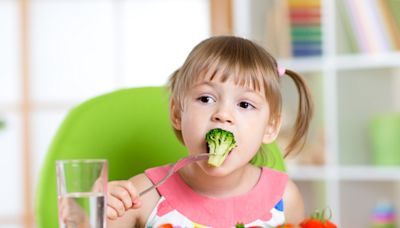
[[144, 165, 288, 228]]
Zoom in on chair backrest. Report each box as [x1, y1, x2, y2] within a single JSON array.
[[35, 86, 285, 227]]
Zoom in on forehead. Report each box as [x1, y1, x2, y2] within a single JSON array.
[[191, 61, 269, 93]]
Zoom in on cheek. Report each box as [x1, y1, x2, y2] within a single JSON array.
[[238, 116, 269, 150], [242, 130, 265, 151], [180, 110, 207, 151]]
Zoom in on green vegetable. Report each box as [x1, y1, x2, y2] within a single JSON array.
[[205, 128, 237, 167]]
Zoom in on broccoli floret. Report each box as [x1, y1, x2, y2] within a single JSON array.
[[235, 223, 245, 228], [205, 128, 237, 167]]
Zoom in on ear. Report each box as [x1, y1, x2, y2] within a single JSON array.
[[169, 99, 182, 130], [262, 116, 282, 144]]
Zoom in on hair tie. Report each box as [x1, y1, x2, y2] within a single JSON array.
[[278, 67, 286, 77]]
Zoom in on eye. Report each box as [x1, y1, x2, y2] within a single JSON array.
[[197, 95, 215, 104], [238, 101, 255, 109]]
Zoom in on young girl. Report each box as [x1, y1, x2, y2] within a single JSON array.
[[107, 36, 313, 227]]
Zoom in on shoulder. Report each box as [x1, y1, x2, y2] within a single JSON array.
[[282, 179, 305, 224], [261, 166, 288, 179], [260, 167, 289, 191]]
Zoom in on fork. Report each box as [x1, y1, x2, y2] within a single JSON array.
[[139, 153, 210, 197]]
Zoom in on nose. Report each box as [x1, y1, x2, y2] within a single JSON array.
[[211, 105, 234, 124]]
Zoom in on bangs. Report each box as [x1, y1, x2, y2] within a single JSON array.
[[191, 58, 270, 92], [186, 38, 277, 92]]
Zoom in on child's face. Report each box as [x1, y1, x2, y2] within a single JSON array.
[[171, 73, 279, 175]]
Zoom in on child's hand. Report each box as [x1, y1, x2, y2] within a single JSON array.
[[107, 180, 142, 220]]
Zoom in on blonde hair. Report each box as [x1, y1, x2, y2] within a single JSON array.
[[168, 36, 313, 157]]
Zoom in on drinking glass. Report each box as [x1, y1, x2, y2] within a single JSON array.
[[56, 159, 107, 228]]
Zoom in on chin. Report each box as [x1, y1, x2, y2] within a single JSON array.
[[201, 163, 234, 177]]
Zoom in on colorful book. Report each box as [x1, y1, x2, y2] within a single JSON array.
[[387, 0, 400, 50], [288, 0, 322, 57], [365, 0, 392, 52], [388, 0, 400, 28], [337, 0, 359, 53], [289, 8, 321, 26], [338, 0, 399, 53], [288, 0, 321, 8], [376, 0, 400, 50]]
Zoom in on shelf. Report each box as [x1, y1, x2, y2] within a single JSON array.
[[278, 57, 324, 73], [288, 165, 400, 182], [236, 0, 400, 226], [278, 52, 400, 73], [339, 166, 400, 181], [335, 52, 400, 71], [287, 165, 330, 181]]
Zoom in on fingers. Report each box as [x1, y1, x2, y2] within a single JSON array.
[[106, 200, 119, 220], [106, 180, 141, 220], [109, 180, 139, 209]]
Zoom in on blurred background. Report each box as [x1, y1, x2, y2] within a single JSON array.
[[1, 0, 400, 227]]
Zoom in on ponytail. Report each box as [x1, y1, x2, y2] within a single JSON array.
[[282, 69, 314, 156]]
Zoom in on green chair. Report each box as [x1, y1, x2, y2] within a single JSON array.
[[35, 86, 285, 228]]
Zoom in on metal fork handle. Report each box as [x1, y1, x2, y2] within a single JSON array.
[[139, 153, 209, 197]]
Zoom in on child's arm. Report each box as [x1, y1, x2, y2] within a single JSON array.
[[106, 173, 160, 227], [283, 179, 305, 224]]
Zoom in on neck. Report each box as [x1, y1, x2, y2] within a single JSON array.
[[179, 163, 261, 198]]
